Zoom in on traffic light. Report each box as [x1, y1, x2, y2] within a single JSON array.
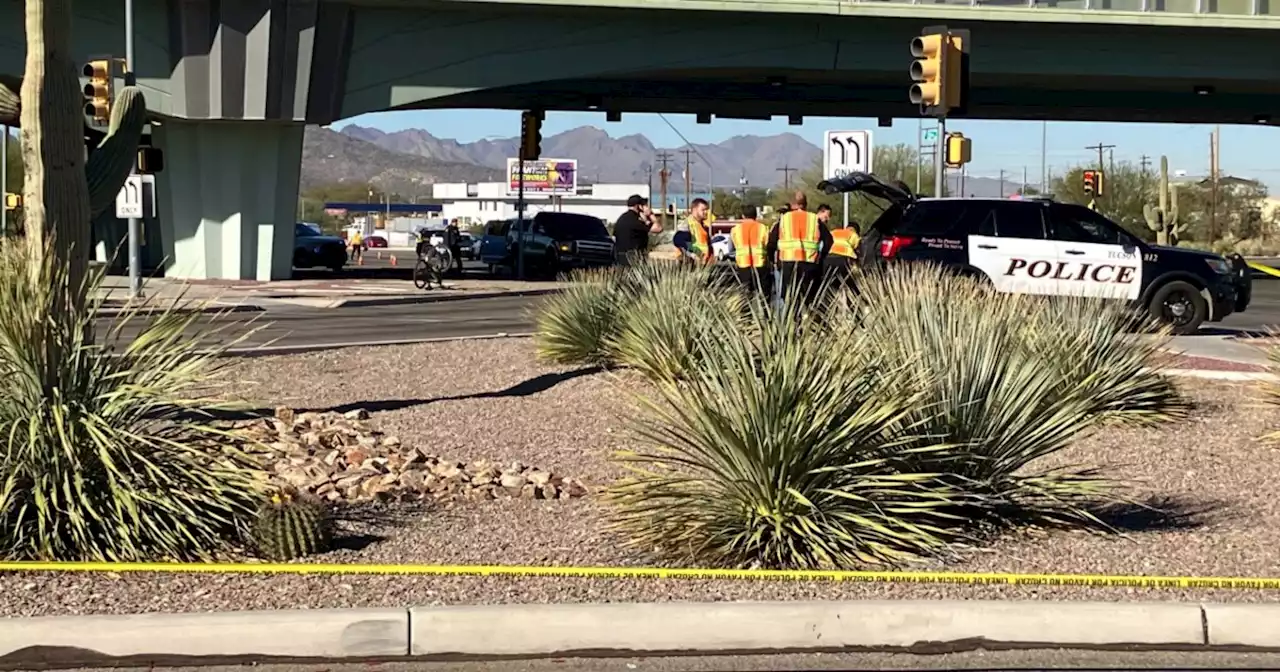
[[909, 29, 967, 117], [519, 111, 541, 161], [3, 193, 19, 210], [1083, 169, 1104, 197], [137, 147, 164, 173], [82, 59, 113, 123], [945, 132, 971, 168]]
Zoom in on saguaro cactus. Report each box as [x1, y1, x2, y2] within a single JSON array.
[[1, 79, 148, 222], [1143, 156, 1187, 246], [19, 0, 92, 296]]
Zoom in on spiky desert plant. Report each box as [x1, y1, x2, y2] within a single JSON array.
[[854, 265, 1135, 526], [609, 266, 745, 382], [1019, 296, 1186, 427], [252, 487, 334, 561], [0, 240, 268, 561], [18, 0, 93, 302], [534, 260, 718, 366], [534, 268, 629, 365], [1144, 156, 1187, 247], [608, 297, 965, 569]]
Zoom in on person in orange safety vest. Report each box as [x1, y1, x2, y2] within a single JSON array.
[[729, 204, 773, 299], [766, 191, 831, 308]]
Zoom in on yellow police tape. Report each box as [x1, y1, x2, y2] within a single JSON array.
[[1248, 261, 1280, 278], [2, 561, 1280, 590]]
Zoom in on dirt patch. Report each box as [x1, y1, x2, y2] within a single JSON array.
[[5, 341, 1280, 616]]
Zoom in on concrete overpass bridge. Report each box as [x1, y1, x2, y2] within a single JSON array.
[[1, 0, 1277, 280]]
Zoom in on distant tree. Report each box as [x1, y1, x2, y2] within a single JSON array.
[[711, 189, 743, 218]]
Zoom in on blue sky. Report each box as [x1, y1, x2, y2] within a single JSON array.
[[338, 109, 1280, 191]]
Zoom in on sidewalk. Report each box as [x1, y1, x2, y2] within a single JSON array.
[[94, 274, 568, 313], [2, 599, 1279, 668]]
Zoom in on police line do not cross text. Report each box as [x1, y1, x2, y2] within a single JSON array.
[[824, 130, 873, 180]]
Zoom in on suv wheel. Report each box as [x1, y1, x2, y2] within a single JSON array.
[[1148, 280, 1207, 335]]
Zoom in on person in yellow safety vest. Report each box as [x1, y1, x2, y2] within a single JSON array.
[[767, 191, 831, 308], [729, 204, 773, 299], [349, 229, 365, 265], [820, 204, 860, 287], [685, 197, 715, 265]]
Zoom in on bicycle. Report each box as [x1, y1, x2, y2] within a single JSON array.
[[412, 243, 452, 290]]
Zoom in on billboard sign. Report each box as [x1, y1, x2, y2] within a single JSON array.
[[506, 158, 578, 196]]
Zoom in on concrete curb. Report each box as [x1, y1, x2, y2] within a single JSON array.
[[95, 303, 266, 318], [220, 332, 535, 358], [5, 599, 1277, 669], [325, 287, 562, 309]]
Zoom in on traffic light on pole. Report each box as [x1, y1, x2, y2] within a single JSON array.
[[910, 29, 967, 117], [1083, 169, 1103, 197], [944, 132, 971, 168], [82, 59, 112, 123], [519, 111, 542, 161]]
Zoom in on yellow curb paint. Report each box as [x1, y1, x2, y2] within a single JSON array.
[[3, 562, 1280, 589]]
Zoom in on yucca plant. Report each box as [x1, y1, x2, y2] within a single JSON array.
[[534, 269, 626, 365], [608, 297, 966, 569], [0, 241, 268, 561], [252, 487, 334, 561], [609, 267, 745, 382], [1018, 296, 1186, 427], [534, 260, 719, 367], [853, 265, 1143, 526]]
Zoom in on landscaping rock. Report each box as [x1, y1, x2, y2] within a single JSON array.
[[234, 408, 588, 505]]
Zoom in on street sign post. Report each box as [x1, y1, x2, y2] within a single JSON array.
[[115, 174, 155, 220], [823, 130, 873, 229]]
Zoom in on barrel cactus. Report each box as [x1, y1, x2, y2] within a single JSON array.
[[0, 75, 148, 219], [252, 487, 334, 561], [1143, 156, 1188, 246]]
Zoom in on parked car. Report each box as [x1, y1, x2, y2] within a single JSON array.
[[710, 233, 734, 262], [365, 235, 388, 248], [479, 212, 616, 277], [458, 232, 477, 260], [818, 171, 1252, 334], [294, 222, 347, 272]]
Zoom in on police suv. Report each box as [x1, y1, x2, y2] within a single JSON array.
[[819, 172, 1252, 334]]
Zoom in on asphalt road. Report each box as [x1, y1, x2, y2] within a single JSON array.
[[53, 649, 1280, 672], [95, 277, 1280, 354]]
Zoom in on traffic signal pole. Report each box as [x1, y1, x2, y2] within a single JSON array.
[[124, 0, 141, 298], [935, 118, 946, 197]]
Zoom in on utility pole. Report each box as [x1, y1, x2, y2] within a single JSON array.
[[1085, 142, 1116, 213], [998, 169, 1006, 198], [1040, 121, 1048, 194], [1209, 127, 1220, 241], [1139, 155, 1151, 174], [680, 148, 694, 215], [1022, 166, 1028, 196], [1084, 143, 1115, 173], [777, 164, 797, 191], [646, 165, 653, 200], [656, 152, 672, 229]]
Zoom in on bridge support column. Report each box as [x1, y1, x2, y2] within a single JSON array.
[[154, 119, 303, 281]]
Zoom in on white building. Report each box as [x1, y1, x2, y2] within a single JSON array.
[[432, 182, 650, 228]]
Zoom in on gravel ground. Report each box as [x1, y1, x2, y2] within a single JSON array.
[[5, 338, 1280, 617]]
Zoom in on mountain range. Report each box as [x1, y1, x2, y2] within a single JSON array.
[[300, 124, 1029, 199]]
